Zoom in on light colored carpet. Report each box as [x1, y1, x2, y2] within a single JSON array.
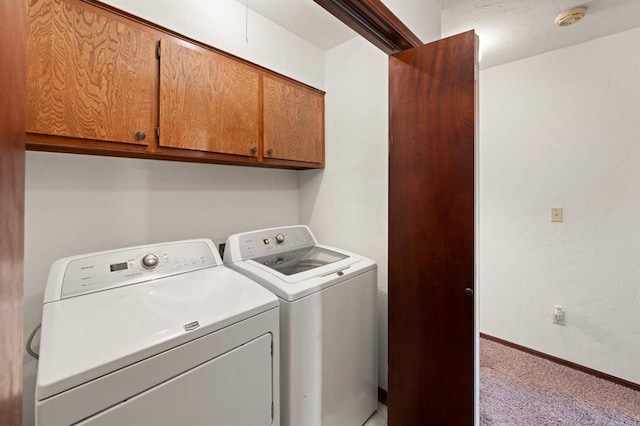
[[480, 338, 640, 425]]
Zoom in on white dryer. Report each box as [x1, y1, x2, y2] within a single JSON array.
[[36, 239, 280, 426], [224, 225, 378, 426]]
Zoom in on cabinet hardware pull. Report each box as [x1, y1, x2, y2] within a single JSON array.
[[464, 288, 474, 297], [266, 148, 274, 155], [250, 146, 258, 154], [135, 130, 146, 141]]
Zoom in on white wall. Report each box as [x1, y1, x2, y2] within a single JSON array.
[[299, 35, 389, 388], [100, 0, 325, 89], [23, 2, 324, 424], [382, 0, 441, 42], [479, 28, 640, 384], [299, 0, 441, 391]]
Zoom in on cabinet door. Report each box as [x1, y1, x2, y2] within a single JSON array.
[[26, 0, 156, 145], [159, 40, 260, 157], [263, 76, 324, 164]]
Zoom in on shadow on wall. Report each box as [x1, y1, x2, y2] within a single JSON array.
[[298, 168, 324, 225]]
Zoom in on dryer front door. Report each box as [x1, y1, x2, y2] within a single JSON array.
[[78, 334, 273, 425]]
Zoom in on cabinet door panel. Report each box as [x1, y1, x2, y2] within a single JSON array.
[[27, 0, 156, 144], [159, 40, 260, 157], [263, 77, 324, 164]]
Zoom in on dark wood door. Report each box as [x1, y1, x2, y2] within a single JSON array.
[[0, 0, 26, 424], [388, 30, 477, 425]]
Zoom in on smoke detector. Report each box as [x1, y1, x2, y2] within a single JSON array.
[[555, 6, 587, 26]]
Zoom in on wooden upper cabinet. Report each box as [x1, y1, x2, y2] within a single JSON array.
[[26, 0, 156, 145], [159, 39, 260, 157], [263, 76, 324, 165], [25, 0, 324, 169]]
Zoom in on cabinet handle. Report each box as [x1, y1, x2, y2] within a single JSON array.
[[134, 130, 146, 141], [464, 288, 474, 297], [266, 148, 274, 156], [250, 146, 258, 154]]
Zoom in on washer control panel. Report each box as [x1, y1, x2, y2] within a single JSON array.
[[239, 226, 316, 260], [60, 240, 217, 299]]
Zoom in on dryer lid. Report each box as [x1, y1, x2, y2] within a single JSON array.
[[36, 267, 278, 401]]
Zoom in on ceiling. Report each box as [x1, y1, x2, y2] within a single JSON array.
[[237, 0, 639, 69], [443, 0, 640, 69]]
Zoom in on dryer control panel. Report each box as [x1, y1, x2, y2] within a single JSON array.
[[55, 240, 217, 300]]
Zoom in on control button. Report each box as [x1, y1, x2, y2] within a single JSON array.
[[275, 233, 285, 244], [141, 254, 159, 270]]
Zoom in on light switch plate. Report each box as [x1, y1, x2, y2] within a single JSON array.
[[551, 207, 563, 222]]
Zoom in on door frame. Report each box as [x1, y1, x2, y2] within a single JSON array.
[[0, 0, 27, 424]]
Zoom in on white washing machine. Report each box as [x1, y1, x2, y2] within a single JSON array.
[[224, 225, 378, 426], [36, 239, 280, 426]]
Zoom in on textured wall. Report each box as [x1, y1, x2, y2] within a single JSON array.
[[479, 28, 640, 384], [382, 0, 442, 43], [299, 35, 389, 388]]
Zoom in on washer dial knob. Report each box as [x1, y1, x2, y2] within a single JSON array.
[[141, 254, 159, 269], [275, 233, 285, 244]]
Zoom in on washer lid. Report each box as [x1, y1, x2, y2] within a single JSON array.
[[229, 245, 377, 301], [36, 267, 278, 401], [252, 246, 348, 276]]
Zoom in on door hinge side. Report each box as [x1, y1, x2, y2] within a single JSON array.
[[156, 126, 160, 141], [156, 41, 161, 59]]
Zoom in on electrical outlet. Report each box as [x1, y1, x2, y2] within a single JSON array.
[[551, 207, 563, 222], [553, 305, 565, 325]]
